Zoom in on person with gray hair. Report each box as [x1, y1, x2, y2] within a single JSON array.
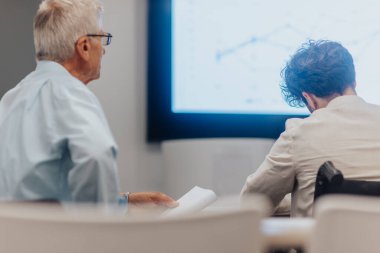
[[0, 0, 177, 209]]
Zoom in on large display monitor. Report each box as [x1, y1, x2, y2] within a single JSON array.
[[147, 0, 380, 141]]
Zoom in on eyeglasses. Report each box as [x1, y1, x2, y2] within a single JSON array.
[[87, 33, 113, 46]]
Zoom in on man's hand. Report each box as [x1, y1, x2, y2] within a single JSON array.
[[128, 192, 179, 209]]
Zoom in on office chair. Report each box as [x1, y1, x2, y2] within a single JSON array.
[[314, 161, 380, 201], [0, 195, 269, 253], [309, 195, 380, 253]]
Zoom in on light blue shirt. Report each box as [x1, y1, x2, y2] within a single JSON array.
[[0, 61, 120, 203]]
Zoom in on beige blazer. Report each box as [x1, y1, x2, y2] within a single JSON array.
[[241, 95, 380, 217]]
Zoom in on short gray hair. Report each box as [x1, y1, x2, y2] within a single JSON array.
[[34, 0, 104, 62]]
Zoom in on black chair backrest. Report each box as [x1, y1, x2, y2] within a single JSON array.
[[314, 161, 380, 201]]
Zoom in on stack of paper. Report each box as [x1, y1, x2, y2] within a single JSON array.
[[162, 186, 217, 217]]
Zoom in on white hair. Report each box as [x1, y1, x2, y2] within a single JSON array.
[[34, 0, 104, 62]]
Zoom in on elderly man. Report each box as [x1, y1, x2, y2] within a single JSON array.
[[241, 40, 380, 217], [0, 0, 177, 208]]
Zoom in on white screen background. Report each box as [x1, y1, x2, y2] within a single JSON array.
[[172, 0, 380, 115]]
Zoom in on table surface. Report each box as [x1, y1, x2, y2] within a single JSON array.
[[261, 218, 315, 248], [205, 197, 315, 249]]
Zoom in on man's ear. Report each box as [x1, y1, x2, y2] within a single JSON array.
[[75, 36, 91, 61], [302, 92, 318, 112]]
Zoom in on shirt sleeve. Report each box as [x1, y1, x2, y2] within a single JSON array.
[[53, 85, 120, 204], [241, 119, 299, 211]]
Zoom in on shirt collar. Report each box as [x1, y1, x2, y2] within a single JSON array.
[[36, 60, 71, 76], [326, 95, 364, 109]]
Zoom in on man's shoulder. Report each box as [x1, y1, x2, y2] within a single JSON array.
[[285, 117, 305, 131], [272, 118, 306, 144], [42, 72, 93, 100], [44, 70, 82, 88], [33, 61, 88, 92]]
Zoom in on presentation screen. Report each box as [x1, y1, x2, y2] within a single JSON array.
[[148, 0, 380, 141]]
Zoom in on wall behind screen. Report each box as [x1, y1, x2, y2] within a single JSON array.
[[0, 0, 39, 97]]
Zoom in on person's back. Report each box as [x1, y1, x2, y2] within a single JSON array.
[[0, 60, 119, 202], [0, 0, 178, 209], [288, 95, 380, 216], [241, 40, 380, 216], [0, 0, 121, 203]]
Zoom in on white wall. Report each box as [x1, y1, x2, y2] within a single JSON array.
[[90, 0, 163, 192]]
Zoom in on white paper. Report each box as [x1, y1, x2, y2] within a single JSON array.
[[162, 186, 217, 217]]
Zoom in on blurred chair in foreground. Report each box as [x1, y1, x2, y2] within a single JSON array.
[[308, 195, 380, 253], [0, 195, 269, 253]]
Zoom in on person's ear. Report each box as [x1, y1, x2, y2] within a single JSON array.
[[75, 36, 91, 61], [302, 92, 318, 112]]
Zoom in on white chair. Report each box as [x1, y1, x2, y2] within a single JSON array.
[[0, 196, 269, 253], [308, 195, 380, 253], [162, 138, 274, 198]]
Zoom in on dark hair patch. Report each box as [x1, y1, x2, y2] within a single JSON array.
[[280, 40, 356, 107]]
